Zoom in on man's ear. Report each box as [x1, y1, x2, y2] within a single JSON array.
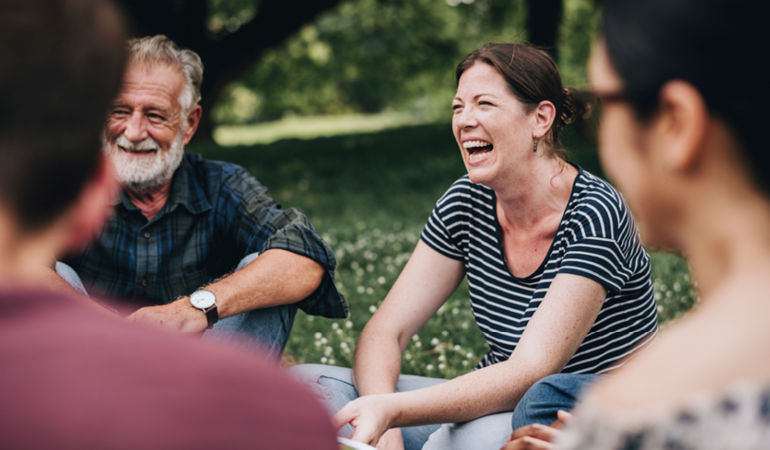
[[61, 155, 117, 253], [653, 80, 708, 173], [532, 100, 556, 141], [183, 105, 202, 145]]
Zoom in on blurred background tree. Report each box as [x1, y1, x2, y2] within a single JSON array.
[[116, 0, 599, 140]]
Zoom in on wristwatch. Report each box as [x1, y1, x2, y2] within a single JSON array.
[[190, 289, 218, 328]]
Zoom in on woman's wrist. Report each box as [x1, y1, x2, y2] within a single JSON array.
[[386, 392, 415, 429]]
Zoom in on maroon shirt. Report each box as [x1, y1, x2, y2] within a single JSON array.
[[0, 289, 338, 449]]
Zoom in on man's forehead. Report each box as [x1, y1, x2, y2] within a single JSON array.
[[116, 61, 185, 105]]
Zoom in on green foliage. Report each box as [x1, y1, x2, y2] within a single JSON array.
[[557, 0, 600, 89], [649, 252, 699, 325], [192, 123, 697, 376], [212, 0, 602, 125], [212, 0, 533, 124], [206, 0, 258, 38]]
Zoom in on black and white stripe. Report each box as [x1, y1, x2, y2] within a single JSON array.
[[421, 168, 658, 373]]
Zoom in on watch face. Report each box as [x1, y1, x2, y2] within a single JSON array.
[[190, 290, 216, 309]]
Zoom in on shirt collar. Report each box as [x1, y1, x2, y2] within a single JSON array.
[[110, 153, 212, 216]]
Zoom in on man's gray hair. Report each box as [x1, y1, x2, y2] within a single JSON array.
[[126, 35, 203, 117]]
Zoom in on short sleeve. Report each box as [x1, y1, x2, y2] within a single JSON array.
[[559, 236, 633, 294], [420, 178, 475, 261], [557, 183, 643, 294]]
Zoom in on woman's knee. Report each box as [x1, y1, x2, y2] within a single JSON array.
[[422, 412, 512, 450], [288, 363, 352, 385], [289, 364, 359, 410], [511, 374, 599, 429]]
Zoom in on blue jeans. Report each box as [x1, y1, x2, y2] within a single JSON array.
[[289, 364, 513, 450], [510, 373, 600, 430], [56, 253, 295, 360]]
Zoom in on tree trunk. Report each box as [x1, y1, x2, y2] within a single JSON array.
[[526, 0, 564, 58]]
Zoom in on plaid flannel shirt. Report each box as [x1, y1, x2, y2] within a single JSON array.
[[63, 153, 348, 319]]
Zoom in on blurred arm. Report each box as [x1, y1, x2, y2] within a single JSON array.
[[42, 265, 118, 316]]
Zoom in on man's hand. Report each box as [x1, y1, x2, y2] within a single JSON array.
[[127, 297, 207, 333], [500, 410, 572, 450]]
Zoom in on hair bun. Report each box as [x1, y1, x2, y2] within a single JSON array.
[[561, 88, 593, 125]]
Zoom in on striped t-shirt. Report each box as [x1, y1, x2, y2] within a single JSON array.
[[421, 168, 658, 373]]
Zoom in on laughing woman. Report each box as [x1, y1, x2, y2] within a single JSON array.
[[292, 43, 657, 450]]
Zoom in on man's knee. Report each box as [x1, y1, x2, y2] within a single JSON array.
[[289, 364, 359, 435], [55, 262, 89, 297], [288, 363, 352, 385], [235, 252, 259, 272]]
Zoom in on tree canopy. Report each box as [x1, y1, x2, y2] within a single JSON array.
[[117, 0, 599, 139]]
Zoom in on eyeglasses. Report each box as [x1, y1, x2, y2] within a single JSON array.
[[592, 89, 628, 107]]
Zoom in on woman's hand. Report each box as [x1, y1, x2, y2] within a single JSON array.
[[500, 410, 571, 450], [332, 394, 400, 448], [375, 428, 405, 450]]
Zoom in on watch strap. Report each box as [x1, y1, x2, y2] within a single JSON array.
[[203, 305, 218, 328]]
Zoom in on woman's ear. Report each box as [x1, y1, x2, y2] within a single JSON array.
[[652, 81, 708, 173], [61, 155, 117, 253], [532, 100, 557, 140]]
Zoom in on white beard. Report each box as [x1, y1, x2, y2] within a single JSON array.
[[103, 132, 185, 194]]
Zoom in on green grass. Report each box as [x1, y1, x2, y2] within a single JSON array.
[[192, 122, 697, 377]]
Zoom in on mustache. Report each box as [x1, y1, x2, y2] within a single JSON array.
[[114, 134, 160, 151]]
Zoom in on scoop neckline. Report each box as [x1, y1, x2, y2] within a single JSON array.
[[491, 163, 583, 281]]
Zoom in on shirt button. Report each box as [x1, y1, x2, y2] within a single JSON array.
[[143, 232, 151, 238], [142, 279, 147, 286]]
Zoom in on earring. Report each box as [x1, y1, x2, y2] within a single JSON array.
[[533, 139, 538, 153]]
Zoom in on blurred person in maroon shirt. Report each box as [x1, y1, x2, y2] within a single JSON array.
[[0, 1, 338, 449]]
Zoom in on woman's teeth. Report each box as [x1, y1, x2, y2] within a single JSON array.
[[469, 151, 489, 161], [463, 140, 490, 149], [463, 140, 493, 161]]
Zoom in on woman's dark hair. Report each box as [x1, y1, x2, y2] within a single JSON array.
[[456, 43, 593, 159], [603, 0, 769, 193]]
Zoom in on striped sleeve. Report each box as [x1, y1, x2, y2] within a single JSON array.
[[558, 179, 638, 294], [420, 178, 471, 261]]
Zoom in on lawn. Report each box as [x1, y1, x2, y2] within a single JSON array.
[[192, 122, 697, 377]]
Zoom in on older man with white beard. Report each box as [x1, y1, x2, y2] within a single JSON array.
[[57, 35, 348, 357]]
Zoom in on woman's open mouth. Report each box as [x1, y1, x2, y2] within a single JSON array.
[[463, 140, 493, 162]]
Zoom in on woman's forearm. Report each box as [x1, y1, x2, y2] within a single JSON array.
[[389, 356, 550, 427], [352, 322, 404, 396], [352, 242, 466, 397]]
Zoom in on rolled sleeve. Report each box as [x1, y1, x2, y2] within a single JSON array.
[[222, 169, 349, 319]]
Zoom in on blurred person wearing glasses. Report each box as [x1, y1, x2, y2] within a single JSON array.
[[503, 0, 770, 448]]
